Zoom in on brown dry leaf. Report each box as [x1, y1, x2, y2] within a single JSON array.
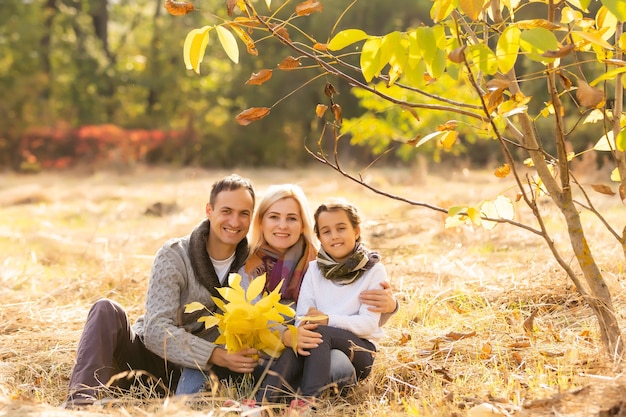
[[511, 351, 525, 367], [542, 43, 575, 58], [228, 23, 258, 56], [446, 301, 467, 314], [508, 341, 531, 349], [324, 82, 338, 98], [484, 89, 504, 114], [591, 184, 615, 196], [620, 184, 626, 202], [164, 0, 194, 15], [235, 107, 271, 126], [577, 79, 605, 108], [313, 43, 327, 51], [437, 120, 458, 131], [398, 332, 412, 346], [295, 0, 323, 16], [234, 17, 260, 28], [494, 163, 511, 178], [268, 23, 291, 42], [479, 342, 492, 359], [407, 134, 422, 146], [523, 309, 538, 336], [603, 59, 626, 67], [557, 70, 573, 90], [448, 46, 466, 63], [226, 0, 238, 16], [515, 191, 523, 202], [401, 105, 420, 122], [278, 56, 301, 70], [331, 103, 343, 125], [540, 350, 564, 357], [486, 78, 510, 90], [315, 104, 328, 118], [246, 69, 273, 85], [445, 331, 477, 341]]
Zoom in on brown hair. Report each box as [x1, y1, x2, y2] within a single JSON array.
[[313, 198, 362, 242], [209, 174, 255, 207]]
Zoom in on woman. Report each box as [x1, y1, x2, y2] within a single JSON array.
[[175, 184, 397, 396]]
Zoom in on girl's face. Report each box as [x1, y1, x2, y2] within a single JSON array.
[[316, 209, 360, 262], [261, 197, 303, 254]]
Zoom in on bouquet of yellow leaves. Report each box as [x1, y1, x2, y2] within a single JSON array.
[[185, 273, 298, 358]]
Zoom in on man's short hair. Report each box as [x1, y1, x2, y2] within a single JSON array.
[[209, 174, 255, 207]]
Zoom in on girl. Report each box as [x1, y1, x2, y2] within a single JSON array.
[[257, 198, 387, 409]]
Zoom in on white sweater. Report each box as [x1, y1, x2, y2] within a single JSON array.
[[295, 261, 387, 343]]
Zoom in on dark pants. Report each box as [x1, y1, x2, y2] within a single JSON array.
[[66, 299, 180, 405], [256, 325, 375, 402]]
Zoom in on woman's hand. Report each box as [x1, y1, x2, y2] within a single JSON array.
[[208, 347, 258, 373], [304, 307, 328, 325], [283, 323, 322, 356], [359, 280, 397, 313]]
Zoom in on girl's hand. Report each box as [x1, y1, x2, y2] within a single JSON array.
[[359, 280, 397, 313], [304, 307, 328, 325], [283, 323, 322, 356]]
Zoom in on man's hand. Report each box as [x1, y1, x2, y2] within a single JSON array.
[[359, 280, 397, 313], [283, 323, 322, 356], [208, 347, 258, 373]]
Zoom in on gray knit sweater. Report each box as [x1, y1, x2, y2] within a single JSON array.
[[133, 219, 248, 371]]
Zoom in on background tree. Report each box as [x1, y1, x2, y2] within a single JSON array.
[[174, 0, 626, 358]]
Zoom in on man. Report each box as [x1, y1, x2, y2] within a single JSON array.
[[64, 174, 258, 407]]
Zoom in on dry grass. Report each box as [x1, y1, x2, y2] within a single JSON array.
[[1, 165, 625, 417]]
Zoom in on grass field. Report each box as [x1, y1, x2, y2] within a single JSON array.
[[0, 166, 625, 416]]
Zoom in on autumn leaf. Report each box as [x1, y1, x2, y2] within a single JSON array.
[[542, 43, 575, 58], [164, 0, 194, 16], [440, 131, 458, 149], [398, 332, 412, 345], [591, 184, 615, 196], [576, 79, 605, 108], [268, 23, 291, 42], [324, 82, 338, 98], [246, 69, 273, 85], [523, 309, 538, 336], [331, 103, 343, 125], [278, 56, 301, 70], [494, 163, 511, 178], [620, 184, 626, 202], [313, 43, 327, 51], [445, 331, 476, 341], [295, 0, 323, 16], [183, 26, 212, 74], [228, 22, 258, 56], [447, 45, 466, 63], [235, 107, 271, 126], [315, 104, 328, 118], [479, 342, 492, 359], [190, 273, 295, 358]]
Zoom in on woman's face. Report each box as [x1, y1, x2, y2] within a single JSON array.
[[261, 197, 303, 254]]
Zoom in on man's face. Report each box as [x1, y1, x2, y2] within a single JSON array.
[[206, 188, 254, 251]]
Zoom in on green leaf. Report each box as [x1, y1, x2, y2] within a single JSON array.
[[328, 29, 369, 51], [600, 0, 626, 21], [183, 26, 212, 74], [468, 44, 498, 75], [617, 128, 626, 152], [496, 25, 521, 73], [361, 37, 383, 82], [589, 66, 626, 86], [519, 27, 558, 63], [216, 25, 239, 64]]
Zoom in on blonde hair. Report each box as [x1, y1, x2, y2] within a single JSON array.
[[249, 184, 317, 255]]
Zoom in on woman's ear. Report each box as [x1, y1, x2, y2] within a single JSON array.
[[355, 225, 361, 241]]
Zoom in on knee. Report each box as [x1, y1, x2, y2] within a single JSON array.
[[88, 299, 127, 322]]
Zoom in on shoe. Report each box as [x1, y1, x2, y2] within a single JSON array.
[[287, 398, 316, 416], [221, 399, 264, 417]]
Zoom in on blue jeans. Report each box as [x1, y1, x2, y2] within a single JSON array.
[[175, 349, 356, 395]]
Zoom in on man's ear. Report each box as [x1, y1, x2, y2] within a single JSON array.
[[205, 203, 212, 218]]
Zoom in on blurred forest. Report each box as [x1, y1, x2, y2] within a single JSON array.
[[0, 0, 602, 172]]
